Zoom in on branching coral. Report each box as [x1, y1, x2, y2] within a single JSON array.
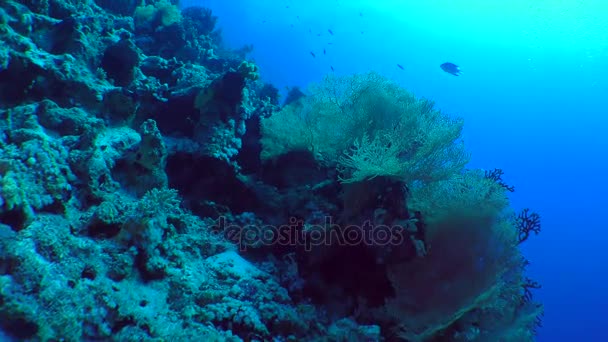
[[134, 0, 181, 32], [516, 208, 542, 244], [261, 72, 469, 185], [484, 168, 516, 192], [182, 6, 218, 37]]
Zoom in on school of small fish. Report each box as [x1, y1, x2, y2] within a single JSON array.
[[264, 2, 460, 75]]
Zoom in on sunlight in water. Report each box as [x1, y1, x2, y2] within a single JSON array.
[[372, 0, 608, 51]]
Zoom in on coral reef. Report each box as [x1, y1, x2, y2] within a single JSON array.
[[259, 74, 543, 341], [0, 0, 543, 341], [261, 72, 469, 185]]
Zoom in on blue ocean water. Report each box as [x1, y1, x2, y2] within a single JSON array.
[[184, 0, 608, 340]]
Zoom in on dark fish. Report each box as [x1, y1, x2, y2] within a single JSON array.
[[397, 64, 404, 70], [440, 62, 461, 76], [323, 48, 326, 55], [328, 29, 334, 35], [310, 51, 316, 58], [330, 66, 334, 71]]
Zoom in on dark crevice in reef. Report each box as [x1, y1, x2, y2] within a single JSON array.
[[0, 207, 28, 232], [236, 115, 263, 175], [260, 150, 330, 189], [166, 153, 260, 216], [0, 60, 45, 106], [151, 90, 201, 137], [1, 316, 39, 340], [301, 243, 396, 308], [101, 39, 140, 87]]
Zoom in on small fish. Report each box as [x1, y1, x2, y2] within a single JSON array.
[[328, 29, 334, 35], [330, 66, 334, 71], [440, 62, 461, 76], [310, 51, 316, 58], [323, 48, 326, 55], [397, 64, 404, 70]]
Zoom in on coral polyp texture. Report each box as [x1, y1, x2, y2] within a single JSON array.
[[0, 0, 543, 341]]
